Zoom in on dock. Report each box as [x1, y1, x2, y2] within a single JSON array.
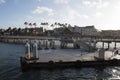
[[20, 49, 120, 72], [20, 57, 120, 72]]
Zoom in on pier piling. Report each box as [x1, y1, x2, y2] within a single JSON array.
[[33, 41, 39, 59], [107, 42, 110, 49], [25, 41, 31, 60], [102, 42, 104, 48], [45, 40, 49, 49], [114, 42, 117, 49]]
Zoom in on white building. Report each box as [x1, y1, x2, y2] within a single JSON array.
[[68, 25, 99, 36]]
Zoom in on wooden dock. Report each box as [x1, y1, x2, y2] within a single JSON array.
[[20, 57, 120, 72], [20, 49, 120, 72]]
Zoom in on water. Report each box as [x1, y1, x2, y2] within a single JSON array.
[[0, 42, 120, 80]]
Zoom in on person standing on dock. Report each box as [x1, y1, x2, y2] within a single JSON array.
[[25, 40, 31, 60], [33, 40, 39, 59]]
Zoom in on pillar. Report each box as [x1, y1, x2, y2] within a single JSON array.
[[114, 42, 117, 49], [45, 40, 48, 49], [93, 41, 97, 49], [108, 42, 110, 49], [43, 40, 45, 48], [38, 41, 42, 50], [51, 40, 55, 49], [73, 39, 77, 49], [25, 41, 31, 60], [102, 42, 104, 48], [60, 41, 63, 48], [33, 40, 39, 59]]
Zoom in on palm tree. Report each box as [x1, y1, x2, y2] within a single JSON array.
[[24, 22, 28, 28], [18, 28, 21, 35], [54, 22, 58, 28], [29, 23, 32, 27], [65, 23, 68, 27], [41, 22, 45, 32], [24, 22, 28, 34], [50, 24, 54, 30], [54, 22, 57, 25], [45, 22, 49, 30], [33, 23, 36, 27], [57, 23, 60, 28], [33, 23, 37, 35], [41, 22, 49, 32], [27, 23, 32, 33]]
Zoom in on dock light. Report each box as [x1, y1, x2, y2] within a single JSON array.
[[25, 41, 31, 60]]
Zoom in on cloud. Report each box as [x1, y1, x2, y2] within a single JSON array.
[[94, 12, 103, 17], [68, 10, 81, 20], [97, 0, 109, 9], [57, 8, 90, 26], [32, 6, 54, 16], [81, 14, 89, 19], [114, 1, 120, 9], [67, 10, 89, 20], [37, 0, 41, 2], [82, 0, 93, 8], [83, 0, 109, 9], [0, 0, 5, 4], [53, 0, 70, 4]]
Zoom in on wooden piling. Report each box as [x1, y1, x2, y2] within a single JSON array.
[[51, 40, 55, 49], [38, 41, 42, 50], [108, 42, 110, 49], [114, 42, 117, 49], [102, 42, 104, 48], [45, 40, 49, 49]]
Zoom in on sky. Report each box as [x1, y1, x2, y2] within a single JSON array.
[[0, 0, 120, 30]]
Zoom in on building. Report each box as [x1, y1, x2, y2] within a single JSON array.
[[101, 30, 120, 37], [68, 25, 99, 36], [26, 27, 43, 36]]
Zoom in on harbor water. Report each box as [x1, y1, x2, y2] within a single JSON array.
[[0, 42, 120, 80]]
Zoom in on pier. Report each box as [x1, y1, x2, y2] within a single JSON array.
[[1, 36, 120, 50], [20, 43, 120, 72]]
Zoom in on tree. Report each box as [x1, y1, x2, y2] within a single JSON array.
[[33, 23, 36, 27], [54, 22, 58, 28], [41, 22, 49, 32], [29, 23, 32, 27], [41, 22, 45, 32], [65, 23, 68, 27], [57, 23, 61, 28], [45, 22, 49, 30], [24, 22, 28, 34], [24, 22, 28, 28], [17, 28, 22, 35], [6, 27, 11, 32], [12, 28, 17, 35], [50, 24, 54, 30], [33, 23, 37, 35]]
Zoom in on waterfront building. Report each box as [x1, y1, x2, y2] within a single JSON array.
[[101, 30, 120, 37], [53, 27, 66, 36], [68, 25, 99, 37], [27, 27, 43, 36]]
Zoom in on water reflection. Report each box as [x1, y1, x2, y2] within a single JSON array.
[[107, 67, 120, 79], [95, 66, 120, 79], [16, 68, 97, 80]]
